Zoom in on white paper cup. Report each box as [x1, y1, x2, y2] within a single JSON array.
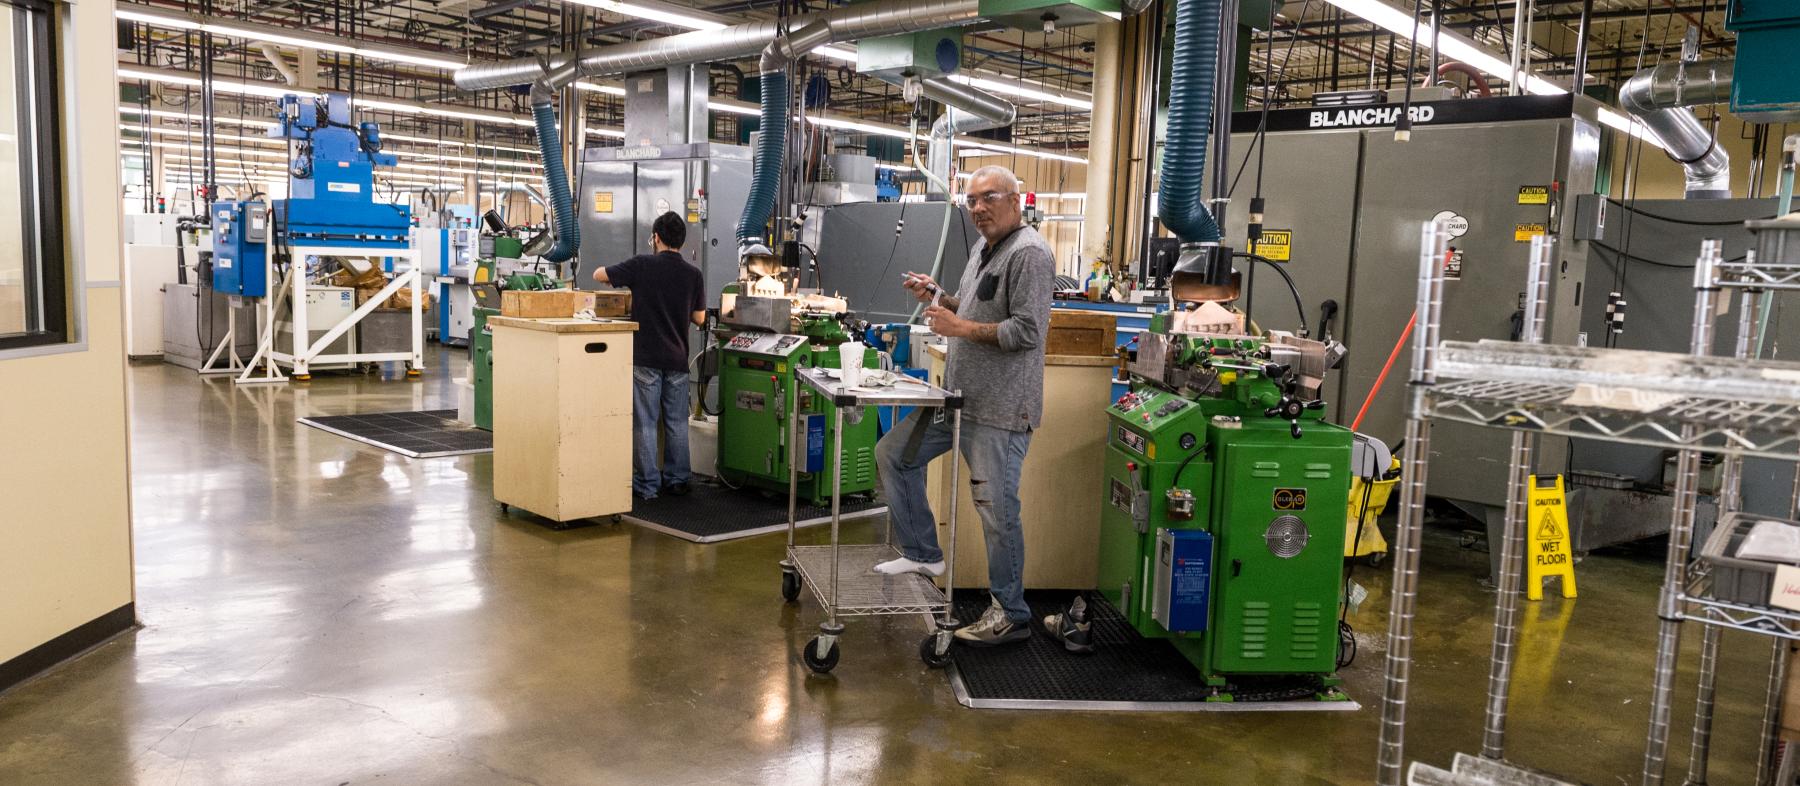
[[838, 341, 865, 388]]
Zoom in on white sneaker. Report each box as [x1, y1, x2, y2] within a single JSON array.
[[873, 557, 945, 577]]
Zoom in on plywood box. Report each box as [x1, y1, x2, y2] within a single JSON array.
[[490, 317, 638, 524], [501, 289, 597, 318], [591, 289, 632, 318], [924, 345, 1116, 589], [1046, 308, 1117, 356]]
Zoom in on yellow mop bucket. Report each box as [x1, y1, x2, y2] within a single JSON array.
[[1346, 458, 1401, 561]]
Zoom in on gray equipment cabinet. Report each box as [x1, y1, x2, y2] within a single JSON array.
[[575, 142, 753, 311], [1218, 93, 1604, 517]]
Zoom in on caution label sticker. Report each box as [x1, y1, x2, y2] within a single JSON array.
[[593, 191, 614, 213], [1515, 223, 1548, 243], [1518, 185, 1551, 205], [1253, 230, 1293, 262], [1526, 474, 1578, 600]]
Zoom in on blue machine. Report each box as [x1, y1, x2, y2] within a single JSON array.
[[864, 322, 931, 434], [210, 92, 411, 298], [211, 201, 270, 297]]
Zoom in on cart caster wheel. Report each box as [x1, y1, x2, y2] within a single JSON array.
[[802, 637, 840, 674], [499, 502, 510, 514], [919, 634, 952, 669], [781, 571, 803, 603], [1365, 551, 1387, 568], [610, 514, 624, 524]]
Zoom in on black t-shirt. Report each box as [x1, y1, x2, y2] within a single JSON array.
[[604, 250, 705, 372]]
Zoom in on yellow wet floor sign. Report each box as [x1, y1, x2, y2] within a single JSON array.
[[1527, 474, 1577, 600]]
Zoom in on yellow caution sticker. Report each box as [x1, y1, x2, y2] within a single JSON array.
[[1517, 185, 1551, 205], [1253, 229, 1293, 262], [687, 212, 701, 224], [1526, 474, 1577, 600], [593, 191, 614, 213], [1514, 223, 1548, 243]]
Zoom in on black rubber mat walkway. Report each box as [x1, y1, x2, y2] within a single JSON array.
[[625, 480, 886, 543], [946, 590, 1360, 712], [297, 409, 491, 459]]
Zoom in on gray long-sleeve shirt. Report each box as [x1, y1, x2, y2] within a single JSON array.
[[942, 224, 1055, 432]]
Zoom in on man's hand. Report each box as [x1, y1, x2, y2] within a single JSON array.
[[901, 271, 938, 304], [926, 306, 1000, 344]]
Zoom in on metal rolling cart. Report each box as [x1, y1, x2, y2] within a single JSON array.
[[1375, 216, 1800, 785], [778, 366, 964, 675]]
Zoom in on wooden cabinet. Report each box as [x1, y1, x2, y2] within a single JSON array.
[[924, 347, 1116, 589], [490, 317, 637, 524]]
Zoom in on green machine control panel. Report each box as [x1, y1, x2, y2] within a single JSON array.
[[716, 330, 879, 505]]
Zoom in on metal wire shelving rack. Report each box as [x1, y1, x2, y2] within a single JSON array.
[[1377, 216, 1800, 786]]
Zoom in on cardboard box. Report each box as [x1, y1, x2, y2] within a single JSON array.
[[591, 289, 632, 318], [1046, 308, 1117, 356], [356, 287, 433, 312], [501, 289, 596, 318]]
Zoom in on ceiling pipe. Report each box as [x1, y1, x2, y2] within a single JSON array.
[[454, 0, 1161, 93], [918, 78, 1017, 196], [456, 0, 981, 92], [1620, 59, 1734, 199], [261, 43, 301, 86]]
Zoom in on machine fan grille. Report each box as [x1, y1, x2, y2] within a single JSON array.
[[1264, 515, 1310, 559]]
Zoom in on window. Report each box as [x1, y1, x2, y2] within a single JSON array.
[[0, 0, 65, 351]]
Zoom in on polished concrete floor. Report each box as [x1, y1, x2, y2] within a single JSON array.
[[0, 350, 1784, 785]]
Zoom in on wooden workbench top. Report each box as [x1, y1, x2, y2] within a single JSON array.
[[487, 317, 638, 334], [923, 343, 1114, 367]]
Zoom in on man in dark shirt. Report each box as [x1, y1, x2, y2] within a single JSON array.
[[593, 212, 706, 499]]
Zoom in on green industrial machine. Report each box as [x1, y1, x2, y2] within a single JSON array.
[[1091, 313, 1354, 700], [470, 236, 563, 431], [714, 288, 880, 506]]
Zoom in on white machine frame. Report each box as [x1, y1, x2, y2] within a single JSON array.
[[234, 246, 424, 385]]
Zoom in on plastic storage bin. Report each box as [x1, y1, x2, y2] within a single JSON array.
[[1698, 512, 1800, 606]]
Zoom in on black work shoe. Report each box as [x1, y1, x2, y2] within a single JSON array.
[[665, 482, 692, 497], [954, 599, 1032, 647], [1044, 596, 1096, 655]]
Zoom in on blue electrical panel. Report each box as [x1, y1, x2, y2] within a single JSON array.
[[211, 200, 269, 297], [803, 414, 826, 473], [1727, 1, 1800, 122], [1153, 528, 1213, 633]]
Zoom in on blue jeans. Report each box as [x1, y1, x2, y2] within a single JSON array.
[[632, 367, 691, 498], [876, 410, 1033, 624]]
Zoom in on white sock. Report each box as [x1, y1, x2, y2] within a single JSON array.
[[873, 557, 945, 577]]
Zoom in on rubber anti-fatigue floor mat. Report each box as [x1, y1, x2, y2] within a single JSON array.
[[945, 590, 1358, 712], [297, 409, 492, 458], [625, 480, 886, 543]]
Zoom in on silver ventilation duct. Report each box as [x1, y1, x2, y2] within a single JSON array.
[[919, 78, 1017, 195], [1620, 59, 1735, 199], [454, 0, 981, 92]]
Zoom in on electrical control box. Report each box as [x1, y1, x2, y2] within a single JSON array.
[[1153, 528, 1213, 634], [210, 200, 269, 298]]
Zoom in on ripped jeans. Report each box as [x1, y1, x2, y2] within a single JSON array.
[[875, 409, 1033, 624]]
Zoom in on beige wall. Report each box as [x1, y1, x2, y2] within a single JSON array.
[[1610, 111, 1789, 200], [0, 0, 134, 666], [961, 154, 1090, 278]]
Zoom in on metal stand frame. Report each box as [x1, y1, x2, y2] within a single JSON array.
[[197, 298, 249, 376], [236, 246, 424, 385], [1377, 222, 1800, 785], [779, 367, 964, 673]]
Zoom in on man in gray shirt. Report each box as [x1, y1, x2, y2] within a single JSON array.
[[873, 165, 1055, 647]]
